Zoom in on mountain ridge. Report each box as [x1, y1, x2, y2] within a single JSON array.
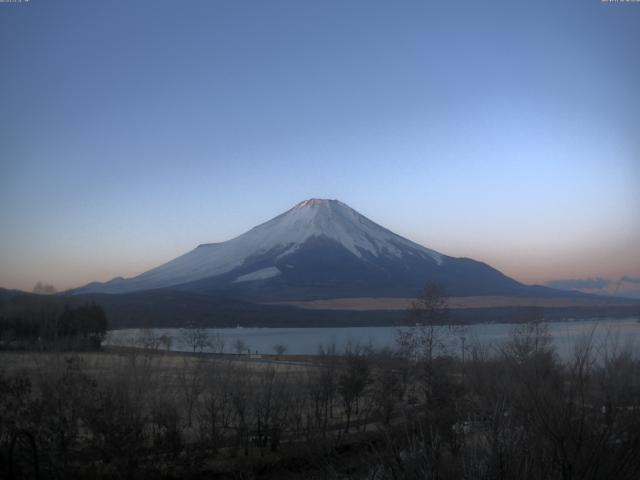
[[73, 199, 575, 300]]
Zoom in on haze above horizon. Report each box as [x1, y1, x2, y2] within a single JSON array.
[[1, 0, 639, 297]]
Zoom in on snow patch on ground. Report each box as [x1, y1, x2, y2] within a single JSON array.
[[233, 266, 281, 283]]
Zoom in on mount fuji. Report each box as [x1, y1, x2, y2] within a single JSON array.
[[74, 199, 558, 300]]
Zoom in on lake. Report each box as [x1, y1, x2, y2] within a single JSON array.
[[104, 317, 640, 361]]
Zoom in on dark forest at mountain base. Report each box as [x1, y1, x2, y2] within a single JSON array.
[[1, 288, 638, 332]]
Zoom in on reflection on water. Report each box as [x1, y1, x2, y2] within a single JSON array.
[[105, 317, 640, 360]]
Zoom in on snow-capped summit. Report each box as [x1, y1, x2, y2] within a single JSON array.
[[226, 198, 443, 264], [74, 199, 538, 299]]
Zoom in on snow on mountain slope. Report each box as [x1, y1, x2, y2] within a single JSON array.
[[75, 199, 445, 294], [233, 266, 282, 283]]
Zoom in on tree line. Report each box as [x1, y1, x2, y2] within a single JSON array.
[[0, 301, 108, 350]]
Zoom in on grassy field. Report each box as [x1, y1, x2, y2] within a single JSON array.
[[267, 295, 639, 310], [2, 331, 640, 479], [0, 346, 390, 479], [0, 348, 311, 387]]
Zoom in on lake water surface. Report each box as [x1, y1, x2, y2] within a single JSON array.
[[105, 317, 640, 360]]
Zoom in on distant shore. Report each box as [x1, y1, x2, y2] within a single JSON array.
[[266, 295, 640, 311]]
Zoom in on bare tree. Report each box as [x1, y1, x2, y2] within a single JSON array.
[[503, 320, 554, 364], [370, 350, 403, 426], [233, 339, 247, 355], [252, 366, 292, 454], [210, 333, 226, 354], [177, 357, 206, 428], [307, 343, 339, 438], [228, 366, 253, 456], [397, 282, 449, 362], [138, 328, 161, 350], [337, 343, 370, 433], [159, 333, 172, 352], [181, 327, 211, 353], [273, 344, 287, 357], [198, 361, 236, 454]]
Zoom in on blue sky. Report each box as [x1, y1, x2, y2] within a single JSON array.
[[1, 0, 639, 292]]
